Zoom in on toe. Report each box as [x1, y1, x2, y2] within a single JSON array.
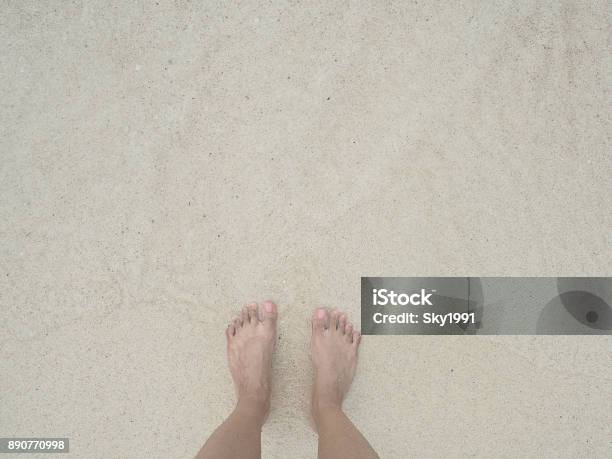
[[233, 317, 242, 329], [226, 323, 235, 338], [241, 306, 249, 324], [330, 310, 340, 331], [261, 300, 278, 326], [345, 323, 354, 342], [338, 314, 347, 334], [312, 307, 328, 333], [352, 330, 361, 346], [247, 302, 259, 323]]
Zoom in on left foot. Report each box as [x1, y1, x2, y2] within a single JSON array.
[[226, 301, 278, 423]]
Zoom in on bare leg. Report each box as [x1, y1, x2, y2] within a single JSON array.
[[196, 301, 277, 459], [311, 308, 379, 459]]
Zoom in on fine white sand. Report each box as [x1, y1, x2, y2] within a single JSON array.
[[1, 1, 611, 457]]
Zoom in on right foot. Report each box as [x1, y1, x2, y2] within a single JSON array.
[[310, 308, 361, 426], [226, 301, 278, 424]]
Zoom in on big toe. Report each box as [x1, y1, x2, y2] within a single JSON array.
[[312, 307, 329, 333], [261, 300, 278, 327]]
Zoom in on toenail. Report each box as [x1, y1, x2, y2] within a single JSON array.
[[264, 301, 274, 312], [316, 308, 326, 318]]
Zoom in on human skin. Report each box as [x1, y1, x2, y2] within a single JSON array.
[[195, 302, 378, 459]]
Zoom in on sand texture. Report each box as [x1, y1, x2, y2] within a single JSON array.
[[1, 1, 611, 457]]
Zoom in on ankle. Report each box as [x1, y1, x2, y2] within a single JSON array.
[[312, 400, 344, 430], [312, 390, 343, 424], [235, 397, 269, 423], [312, 377, 343, 411]]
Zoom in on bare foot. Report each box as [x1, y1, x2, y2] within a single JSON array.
[[226, 300, 277, 424], [310, 307, 361, 427]]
